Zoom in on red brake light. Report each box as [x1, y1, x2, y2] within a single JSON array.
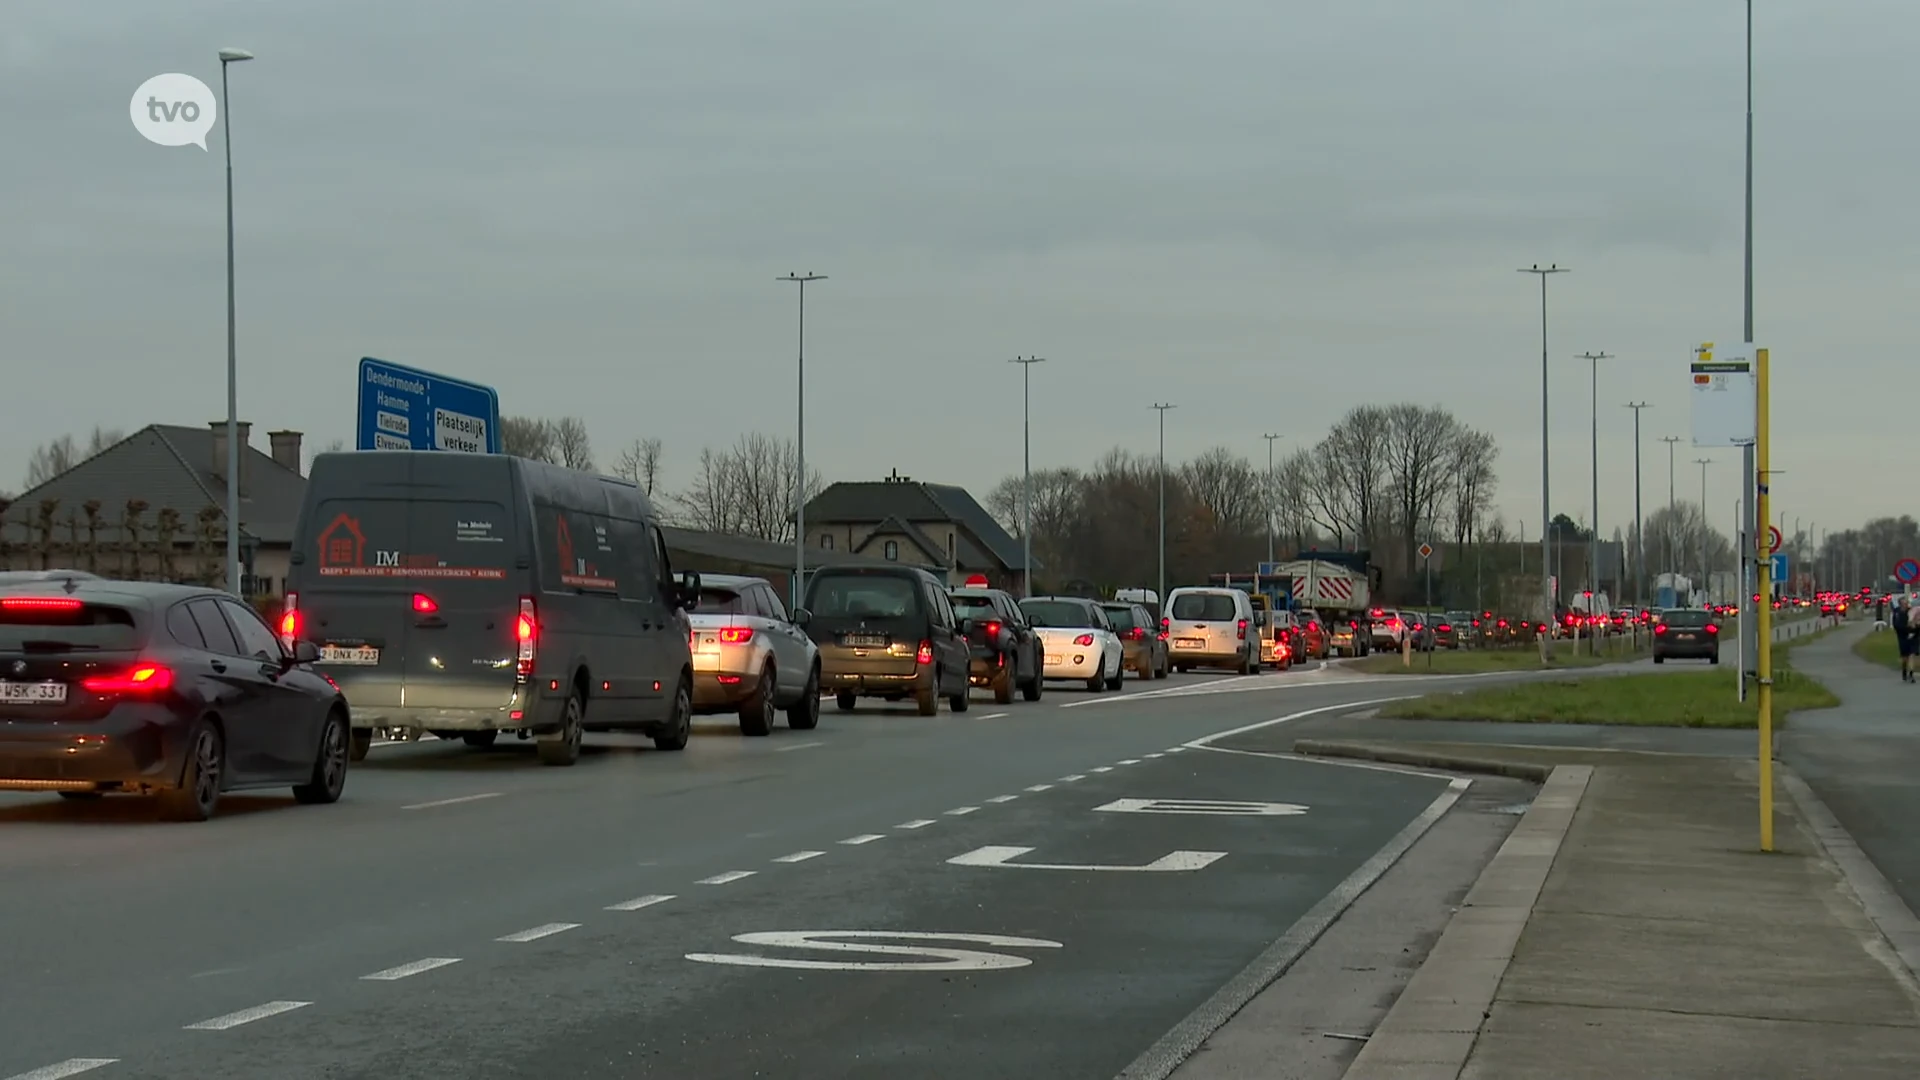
[[1438, 624, 1451, 632], [515, 597, 537, 679], [1705, 623, 1719, 634], [717, 627, 753, 644], [412, 593, 438, 614], [1073, 633, 1095, 647], [1, 597, 83, 611], [915, 640, 934, 664], [1161, 616, 1170, 631], [1236, 618, 1248, 640], [82, 664, 174, 694], [278, 591, 301, 648], [1655, 624, 1668, 634], [985, 621, 1002, 638], [1129, 627, 1146, 640]]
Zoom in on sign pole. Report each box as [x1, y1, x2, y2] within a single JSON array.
[[1756, 347, 1774, 853]]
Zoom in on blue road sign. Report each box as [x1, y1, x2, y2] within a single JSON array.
[[1769, 553, 1788, 584], [1897, 558, 1920, 585], [356, 357, 501, 454], [1257, 562, 1285, 576]]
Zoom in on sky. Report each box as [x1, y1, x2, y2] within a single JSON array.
[[2, 0, 1913, 549]]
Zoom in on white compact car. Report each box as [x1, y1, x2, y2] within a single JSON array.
[[1163, 586, 1260, 674], [1017, 595, 1125, 692], [688, 574, 823, 735]]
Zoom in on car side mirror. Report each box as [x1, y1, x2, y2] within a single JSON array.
[[792, 607, 810, 627], [291, 640, 320, 664], [957, 617, 973, 634], [674, 570, 701, 610]]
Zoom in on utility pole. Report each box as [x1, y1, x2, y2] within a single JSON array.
[[219, 47, 254, 595], [1661, 435, 1682, 588], [1520, 264, 1569, 664], [1626, 403, 1650, 606], [1153, 404, 1177, 605], [1009, 356, 1046, 597], [1696, 458, 1714, 602], [778, 272, 827, 610], [1262, 433, 1281, 566], [1577, 352, 1612, 609]]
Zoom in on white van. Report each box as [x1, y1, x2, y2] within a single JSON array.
[[1163, 587, 1259, 674]]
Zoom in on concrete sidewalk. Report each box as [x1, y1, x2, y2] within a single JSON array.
[[1323, 744, 1920, 1079]]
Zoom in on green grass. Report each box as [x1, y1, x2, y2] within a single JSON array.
[[1348, 640, 1645, 676], [1853, 627, 1901, 672]]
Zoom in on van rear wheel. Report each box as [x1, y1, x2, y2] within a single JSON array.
[[537, 692, 584, 766], [653, 675, 693, 751], [915, 681, 938, 716]]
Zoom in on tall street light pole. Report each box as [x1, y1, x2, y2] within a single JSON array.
[[1696, 457, 1714, 600], [1740, 0, 1763, 714], [778, 272, 826, 610], [1153, 404, 1176, 604], [1625, 403, 1651, 605], [1576, 351, 1612, 602], [218, 46, 253, 595], [1262, 433, 1281, 566], [1520, 264, 1568, 663], [1009, 356, 1046, 597], [1661, 435, 1682, 584]]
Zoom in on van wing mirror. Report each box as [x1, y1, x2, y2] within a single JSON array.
[[674, 571, 701, 610], [291, 640, 320, 664]]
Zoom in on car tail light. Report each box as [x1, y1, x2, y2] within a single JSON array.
[[82, 663, 174, 694], [1655, 624, 1668, 635], [0, 596, 83, 611], [279, 591, 301, 648], [1161, 616, 1171, 632], [717, 627, 754, 644], [1497, 619, 1508, 628], [1129, 627, 1146, 640], [915, 640, 934, 664], [985, 620, 1002, 639], [1438, 624, 1451, 632], [1236, 619, 1248, 640], [1073, 633, 1095, 647], [1705, 624, 1719, 634], [412, 593, 438, 614], [515, 597, 537, 680]]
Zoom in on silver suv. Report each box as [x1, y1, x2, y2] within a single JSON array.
[[689, 574, 823, 735]]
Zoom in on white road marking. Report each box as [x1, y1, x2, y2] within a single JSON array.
[[1117, 759, 1142, 765], [1165, 747, 1188, 754], [184, 1001, 311, 1030], [496, 922, 580, 942], [776, 741, 825, 752], [986, 795, 1019, 803], [945, 806, 979, 816], [361, 957, 461, 981], [949, 845, 1227, 872], [896, 819, 936, 829], [5, 1061, 119, 1080], [978, 712, 1009, 719], [1196, 742, 1459, 779], [685, 931, 1065, 972], [1089, 766, 1113, 773], [697, 871, 758, 885], [401, 791, 503, 811], [773, 851, 825, 863], [606, 894, 677, 911], [840, 834, 886, 845], [1094, 797, 1308, 816], [1024, 783, 1054, 792], [1059, 774, 1086, 782], [1144, 752, 1165, 759], [1184, 695, 1416, 749]]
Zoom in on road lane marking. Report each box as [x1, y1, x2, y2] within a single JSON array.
[[1184, 695, 1416, 749], [1024, 784, 1053, 792], [401, 792, 503, 811], [773, 851, 825, 863], [896, 819, 936, 829], [1090, 766, 1114, 773], [685, 931, 1065, 972], [1165, 747, 1188, 754], [606, 894, 676, 911], [978, 712, 1009, 719], [184, 1001, 311, 1030], [986, 795, 1018, 803], [361, 958, 461, 981], [1117, 759, 1142, 765], [945, 806, 979, 816], [1144, 753, 1165, 759], [776, 741, 825, 752], [496, 922, 580, 942], [1094, 798, 1308, 816], [697, 871, 758, 885], [949, 845, 1226, 872], [5, 1061, 119, 1080], [1058, 774, 1085, 782], [840, 834, 886, 845]]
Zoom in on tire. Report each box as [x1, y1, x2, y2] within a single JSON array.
[[1176, 663, 1191, 674], [738, 664, 776, 737], [653, 674, 693, 750], [915, 679, 939, 716], [1653, 654, 1665, 664], [948, 668, 970, 713], [1154, 653, 1169, 679], [293, 710, 349, 805], [991, 661, 1015, 705], [786, 666, 822, 730], [349, 728, 372, 763], [835, 691, 857, 712], [1021, 653, 1043, 701], [1134, 656, 1152, 681], [538, 689, 585, 766], [1709, 654, 1720, 666], [1085, 655, 1107, 692], [461, 730, 498, 749], [158, 720, 224, 822]]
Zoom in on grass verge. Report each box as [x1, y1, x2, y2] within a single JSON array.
[[1853, 627, 1900, 672], [1348, 641, 1645, 675]]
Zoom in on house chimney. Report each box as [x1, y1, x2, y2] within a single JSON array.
[[208, 420, 252, 495], [268, 430, 303, 475]]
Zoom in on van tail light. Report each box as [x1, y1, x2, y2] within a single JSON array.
[[1161, 616, 1170, 632], [279, 591, 301, 649], [1236, 619, 1248, 640], [984, 620, 1002, 639], [915, 640, 934, 664], [82, 664, 174, 694], [1705, 624, 1719, 635], [1073, 633, 1095, 647], [515, 596, 538, 680], [412, 593, 439, 614], [717, 627, 754, 644]]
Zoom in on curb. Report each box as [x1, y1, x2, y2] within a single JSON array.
[[1340, 764, 1593, 1080], [1292, 739, 1553, 783], [1780, 768, 1920, 984]]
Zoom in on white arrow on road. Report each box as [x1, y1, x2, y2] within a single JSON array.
[[947, 845, 1225, 872]]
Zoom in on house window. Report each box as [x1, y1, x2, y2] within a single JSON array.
[[884, 540, 898, 561], [947, 531, 955, 563], [820, 534, 834, 550]]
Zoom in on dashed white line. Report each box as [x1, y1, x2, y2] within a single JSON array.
[[839, 834, 885, 845], [946, 806, 979, 816], [1117, 759, 1142, 765], [401, 791, 503, 811], [496, 922, 580, 942], [361, 957, 461, 981], [5, 1061, 119, 1080], [1059, 774, 1086, 782], [979, 712, 1009, 719], [1025, 783, 1054, 792], [1090, 766, 1114, 773], [1166, 746, 1189, 754], [776, 741, 825, 752], [986, 795, 1019, 803], [184, 1001, 312, 1030], [606, 894, 676, 911], [773, 850, 825, 863], [1144, 752, 1165, 759], [697, 871, 758, 885], [897, 819, 936, 829]]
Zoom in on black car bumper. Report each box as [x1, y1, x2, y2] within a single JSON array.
[[0, 705, 186, 793]]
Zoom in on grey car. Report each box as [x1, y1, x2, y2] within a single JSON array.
[[688, 574, 822, 735]]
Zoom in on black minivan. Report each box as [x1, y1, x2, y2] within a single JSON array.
[[284, 451, 700, 766], [803, 565, 970, 716]]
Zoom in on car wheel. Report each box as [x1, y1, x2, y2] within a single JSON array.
[[1709, 653, 1720, 666], [835, 691, 857, 712], [738, 663, 776, 737], [1653, 655, 1665, 664], [1155, 652, 1169, 679], [991, 660, 1015, 704], [949, 666, 970, 713], [654, 674, 694, 750], [915, 678, 939, 716], [1021, 656, 1043, 701], [538, 690, 585, 766], [158, 720, 224, 823], [1085, 654, 1108, 692], [786, 665, 822, 730], [349, 728, 372, 763], [1105, 654, 1124, 690], [293, 709, 349, 805], [462, 730, 498, 749]]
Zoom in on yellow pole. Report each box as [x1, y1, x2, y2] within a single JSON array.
[[1756, 347, 1774, 852]]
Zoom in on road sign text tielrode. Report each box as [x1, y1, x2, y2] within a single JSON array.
[[356, 357, 502, 454], [1690, 342, 1758, 448]]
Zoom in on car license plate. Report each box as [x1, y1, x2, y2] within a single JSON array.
[[842, 634, 886, 648], [1676, 632, 1696, 640], [0, 680, 67, 704], [321, 644, 381, 665], [1046, 654, 1062, 665], [1174, 638, 1204, 648]]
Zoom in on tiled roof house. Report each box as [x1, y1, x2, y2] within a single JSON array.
[[800, 471, 1037, 589]]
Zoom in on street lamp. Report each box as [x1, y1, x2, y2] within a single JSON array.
[[1009, 356, 1046, 597], [1576, 351, 1612, 606], [1261, 433, 1281, 565], [218, 46, 252, 595], [1696, 457, 1714, 600], [1520, 264, 1569, 661], [1152, 403, 1176, 603], [778, 272, 826, 610], [1660, 435, 1682, 585], [1625, 402, 1651, 605]]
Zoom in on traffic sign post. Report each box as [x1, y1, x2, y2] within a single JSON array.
[[1766, 525, 1782, 555], [1769, 554, 1788, 593], [356, 357, 502, 454], [1896, 558, 1920, 586]]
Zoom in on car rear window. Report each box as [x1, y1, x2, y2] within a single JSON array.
[[305, 498, 514, 588], [0, 598, 143, 651], [950, 595, 999, 621], [1021, 600, 1094, 628], [1171, 593, 1237, 621], [1662, 610, 1711, 627], [696, 588, 744, 614], [1100, 605, 1139, 632], [808, 575, 920, 619]]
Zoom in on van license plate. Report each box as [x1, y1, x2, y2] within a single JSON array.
[[1174, 638, 1204, 648], [0, 680, 66, 704], [842, 634, 886, 648], [321, 644, 381, 665]]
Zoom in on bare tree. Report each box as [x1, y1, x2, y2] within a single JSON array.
[[675, 448, 746, 534], [613, 438, 665, 494], [672, 434, 822, 542], [24, 427, 124, 489], [1445, 430, 1498, 547], [500, 416, 557, 462], [551, 417, 594, 471]]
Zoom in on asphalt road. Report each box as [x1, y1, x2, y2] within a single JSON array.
[[0, 659, 1562, 1080]]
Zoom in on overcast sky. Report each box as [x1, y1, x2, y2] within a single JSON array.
[[3, 0, 1911, 546]]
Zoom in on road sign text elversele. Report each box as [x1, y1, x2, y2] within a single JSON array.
[[356, 357, 501, 454]]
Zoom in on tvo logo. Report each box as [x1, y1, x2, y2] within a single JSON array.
[[129, 73, 217, 150]]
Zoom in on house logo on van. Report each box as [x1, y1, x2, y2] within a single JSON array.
[[317, 513, 367, 569]]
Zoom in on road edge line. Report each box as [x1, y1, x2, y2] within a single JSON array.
[[1111, 774, 1471, 1080], [1780, 767, 1920, 985]]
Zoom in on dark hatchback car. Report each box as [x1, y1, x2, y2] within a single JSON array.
[[1099, 601, 1168, 680], [803, 565, 970, 716], [1653, 608, 1721, 664], [0, 580, 350, 821]]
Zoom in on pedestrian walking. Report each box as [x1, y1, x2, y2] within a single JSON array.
[[1895, 596, 1916, 683]]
